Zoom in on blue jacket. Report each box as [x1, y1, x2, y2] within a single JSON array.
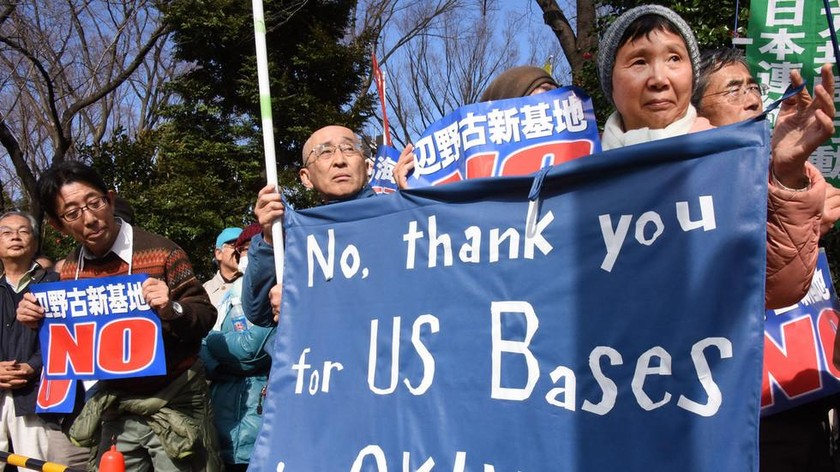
[[242, 185, 376, 327], [200, 279, 275, 465]]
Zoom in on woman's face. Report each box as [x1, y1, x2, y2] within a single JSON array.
[[611, 28, 693, 131]]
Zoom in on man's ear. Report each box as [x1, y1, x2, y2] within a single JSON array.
[[214, 247, 223, 261], [299, 167, 314, 189]]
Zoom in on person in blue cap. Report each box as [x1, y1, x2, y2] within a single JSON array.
[[204, 226, 243, 329]]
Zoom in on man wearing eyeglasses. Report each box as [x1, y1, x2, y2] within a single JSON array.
[[694, 48, 840, 238], [0, 211, 57, 470], [15, 161, 221, 471], [204, 227, 243, 330], [693, 48, 766, 126], [243, 125, 375, 327], [695, 49, 840, 472]]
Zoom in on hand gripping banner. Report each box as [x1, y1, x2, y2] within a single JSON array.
[[251, 119, 770, 471]]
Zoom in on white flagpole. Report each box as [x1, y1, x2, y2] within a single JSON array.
[[252, 0, 284, 285], [381, 70, 387, 143]]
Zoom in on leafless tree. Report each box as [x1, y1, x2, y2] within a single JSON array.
[[354, 0, 563, 146], [0, 0, 177, 218]]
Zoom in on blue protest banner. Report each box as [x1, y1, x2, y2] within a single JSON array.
[[403, 86, 600, 188], [31, 273, 166, 381], [370, 144, 400, 194], [250, 118, 769, 471], [35, 376, 77, 414], [762, 250, 840, 416]]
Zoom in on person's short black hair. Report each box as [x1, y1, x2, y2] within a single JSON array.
[[692, 48, 750, 106], [617, 15, 683, 52], [37, 161, 109, 221]]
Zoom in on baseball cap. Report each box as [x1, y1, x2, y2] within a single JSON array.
[[215, 227, 243, 249]]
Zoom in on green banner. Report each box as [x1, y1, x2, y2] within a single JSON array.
[[747, 0, 840, 184]]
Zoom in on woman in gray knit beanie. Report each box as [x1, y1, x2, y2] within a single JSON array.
[[596, 4, 837, 312], [597, 4, 711, 149]]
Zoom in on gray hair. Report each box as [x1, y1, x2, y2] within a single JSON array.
[[0, 210, 38, 234], [692, 48, 750, 107]]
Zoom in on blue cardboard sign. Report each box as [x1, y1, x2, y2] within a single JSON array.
[[403, 86, 601, 188], [251, 119, 769, 471], [32, 273, 166, 381]]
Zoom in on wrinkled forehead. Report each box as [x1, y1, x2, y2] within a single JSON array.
[[0, 214, 31, 229]]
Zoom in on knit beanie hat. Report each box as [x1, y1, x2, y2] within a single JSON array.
[[597, 4, 700, 104], [479, 66, 559, 102]]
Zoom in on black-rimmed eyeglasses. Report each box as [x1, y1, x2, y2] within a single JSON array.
[[60, 195, 109, 222]]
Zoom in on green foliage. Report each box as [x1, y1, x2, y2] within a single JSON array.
[[52, 0, 374, 280], [163, 0, 374, 169], [40, 225, 77, 266], [607, 0, 749, 49]]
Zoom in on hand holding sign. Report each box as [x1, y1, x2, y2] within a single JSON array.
[[393, 143, 415, 190], [141, 277, 172, 318], [269, 283, 282, 323], [16, 292, 45, 330]]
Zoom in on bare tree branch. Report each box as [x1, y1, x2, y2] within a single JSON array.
[[534, 0, 596, 81], [0, 0, 178, 217]]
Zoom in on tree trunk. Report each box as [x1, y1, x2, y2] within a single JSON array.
[[535, 0, 598, 82]]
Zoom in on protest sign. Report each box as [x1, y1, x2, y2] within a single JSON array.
[[32, 273, 166, 413], [250, 117, 769, 471], [370, 144, 401, 194], [746, 0, 840, 186], [762, 250, 840, 416], [399, 86, 600, 189]]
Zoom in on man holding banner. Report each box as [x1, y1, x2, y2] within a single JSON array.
[[243, 125, 375, 326], [694, 47, 840, 237], [694, 46, 840, 472], [16, 162, 221, 471]]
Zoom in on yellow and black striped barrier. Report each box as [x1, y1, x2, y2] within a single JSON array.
[[0, 450, 85, 472]]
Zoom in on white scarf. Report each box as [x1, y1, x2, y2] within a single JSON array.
[[601, 105, 698, 151]]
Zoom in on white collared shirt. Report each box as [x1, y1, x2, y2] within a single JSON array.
[[76, 218, 134, 278]]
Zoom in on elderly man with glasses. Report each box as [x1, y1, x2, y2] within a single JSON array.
[[695, 48, 840, 472], [242, 125, 375, 328], [693, 48, 840, 238], [204, 226, 243, 330], [15, 161, 221, 471], [0, 210, 58, 470]]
